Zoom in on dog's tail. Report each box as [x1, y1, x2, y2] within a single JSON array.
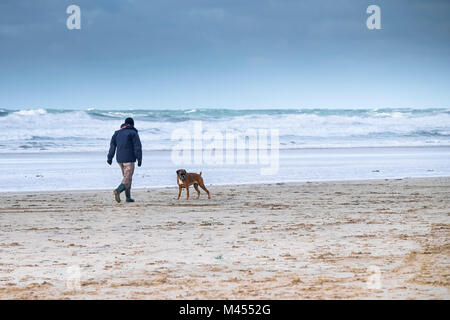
[[199, 171, 202, 176]]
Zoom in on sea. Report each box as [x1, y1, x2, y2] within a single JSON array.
[[0, 107, 449, 191]]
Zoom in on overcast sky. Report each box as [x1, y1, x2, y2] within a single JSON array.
[[0, 0, 449, 109]]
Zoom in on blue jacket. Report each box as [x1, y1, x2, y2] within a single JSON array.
[[108, 123, 142, 163]]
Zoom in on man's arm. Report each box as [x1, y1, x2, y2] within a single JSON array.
[[133, 132, 142, 166], [107, 132, 117, 164]]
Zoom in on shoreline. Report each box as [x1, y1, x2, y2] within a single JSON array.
[[1, 144, 450, 156], [2, 176, 450, 195], [1, 177, 449, 299], [2, 146, 449, 192]]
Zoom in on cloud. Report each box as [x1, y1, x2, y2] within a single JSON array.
[[0, 0, 449, 108]]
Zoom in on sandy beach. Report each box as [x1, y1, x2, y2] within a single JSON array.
[[0, 177, 449, 299]]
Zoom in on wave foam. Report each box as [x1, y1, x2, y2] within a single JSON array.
[[13, 108, 47, 116], [0, 108, 449, 152]]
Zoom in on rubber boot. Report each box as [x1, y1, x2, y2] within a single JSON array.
[[125, 188, 135, 202], [113, 183, 126, 203]]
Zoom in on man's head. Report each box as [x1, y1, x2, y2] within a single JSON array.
[[125, 117, 134, 126]]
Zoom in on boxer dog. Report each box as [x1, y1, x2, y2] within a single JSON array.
[[176, 169, 211, 200]]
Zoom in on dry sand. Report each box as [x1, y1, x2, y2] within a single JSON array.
[[0, 178, 449, 299]]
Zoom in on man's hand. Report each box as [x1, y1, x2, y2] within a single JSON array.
[[107, 159, 112, 165], [138, 160, 142, 167]]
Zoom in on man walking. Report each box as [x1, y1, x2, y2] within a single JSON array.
[[107, 117, 142, 203]]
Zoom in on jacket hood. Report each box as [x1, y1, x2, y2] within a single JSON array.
[[120, 123, 138, 132]]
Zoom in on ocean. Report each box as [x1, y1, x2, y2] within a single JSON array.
[[0, 107, 449, 191], [1, 107, 450, 152]]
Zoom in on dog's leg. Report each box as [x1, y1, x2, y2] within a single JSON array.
[[199, 181, 210, 199], [177, 185, 182, 200], [186, 185, 190, 200], [193, 183, 201, 199]]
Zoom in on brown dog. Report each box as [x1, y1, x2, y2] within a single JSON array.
[[176, 169, 210, 200]]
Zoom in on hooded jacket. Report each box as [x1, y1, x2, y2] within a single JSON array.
[[107, 123, 142, 163]]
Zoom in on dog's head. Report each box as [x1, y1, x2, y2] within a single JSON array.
[[176, 169, 187, 181]]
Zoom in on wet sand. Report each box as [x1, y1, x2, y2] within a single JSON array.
[[0, 178, 449, 299]]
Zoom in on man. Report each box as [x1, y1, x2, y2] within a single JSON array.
[[107, 117, 142, 203]]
